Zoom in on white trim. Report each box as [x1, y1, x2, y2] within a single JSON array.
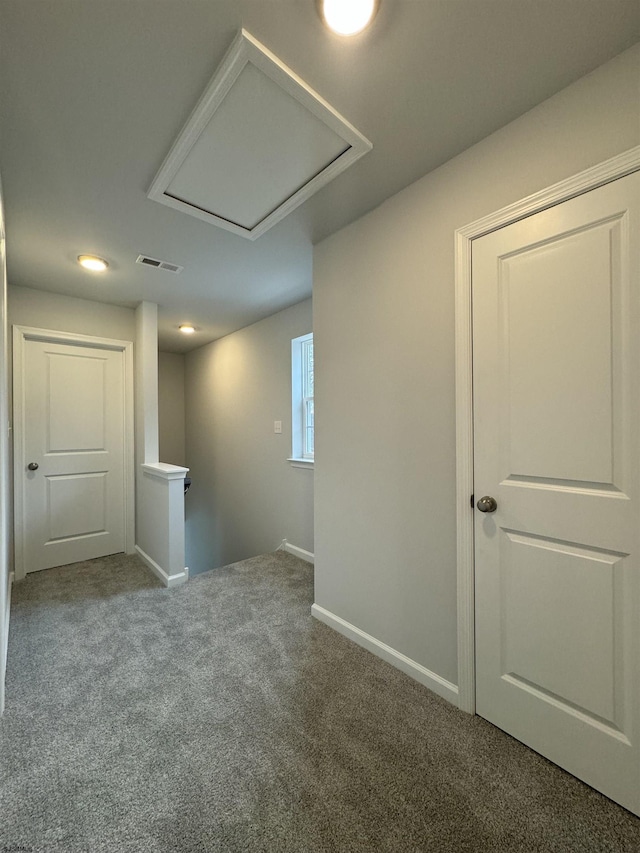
[[12, 325, 133, 350], [291, 332, 314, 463], [12, 325, 135, 580], [457, 146, 640, 245], [454, 145, 640, 716], [135, 545, 189, 588], [454, 219, 476, 714], [148, 29, 372, 241], [312, 604, 458, 705], [287, 458, 314, 469], [141, 462, 189, 481], [280, 539, 314, 564], [0, 571, 12, 715]]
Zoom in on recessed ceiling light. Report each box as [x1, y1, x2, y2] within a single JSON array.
[[179, 324, 196, 335], [321, 0, 378, 36], [78, 254, 109, 272]]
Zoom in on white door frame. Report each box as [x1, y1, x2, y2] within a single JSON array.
[[12, 326, 135, 580], [454, 145, 640, 714]]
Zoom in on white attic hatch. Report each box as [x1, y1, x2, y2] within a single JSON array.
[[148, 30, 372, 240]]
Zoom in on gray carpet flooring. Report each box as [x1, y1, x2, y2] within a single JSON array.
[[1, 551, 640, 852]]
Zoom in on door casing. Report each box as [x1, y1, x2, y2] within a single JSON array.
[[12, 326, 135, 579], [454, 144, 640, 715]]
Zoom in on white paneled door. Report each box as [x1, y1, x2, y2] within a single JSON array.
[[16, 335, 128, 574], [473, 171, 640, 814]]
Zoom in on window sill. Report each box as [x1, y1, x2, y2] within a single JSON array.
[[288, 458, 314, 469]]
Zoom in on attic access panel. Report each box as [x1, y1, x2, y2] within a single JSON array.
[[148, 30, 373, 241]]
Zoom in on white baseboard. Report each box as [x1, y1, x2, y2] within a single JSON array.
[[311, 603, 459, 706], [135, 546, 188, 588], [1, 572, 14, 716], [280, 539, 314, 565]]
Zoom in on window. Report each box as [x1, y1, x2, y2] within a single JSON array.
[[290, 333, 314, 466]]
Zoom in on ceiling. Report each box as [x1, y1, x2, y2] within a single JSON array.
[[1, 1, 638, 353]]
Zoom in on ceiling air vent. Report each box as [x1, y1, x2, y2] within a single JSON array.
[[147, 29, 372, 241], [136, 254, 183, 274]]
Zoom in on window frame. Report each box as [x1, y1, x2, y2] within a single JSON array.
[[290, 332, 314, 467]]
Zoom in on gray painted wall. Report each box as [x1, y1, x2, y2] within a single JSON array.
[[8, 285, 136, 342], [0, 178, 9, 713], [185, 298, 313, 575], [158, 351, 186, 467], [313, 44, 640, 688]]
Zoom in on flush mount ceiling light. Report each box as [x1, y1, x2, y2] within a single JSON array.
[[320, 0, 378, 35], [179, 324, 196, 335], [77, 254, 109, 272]]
